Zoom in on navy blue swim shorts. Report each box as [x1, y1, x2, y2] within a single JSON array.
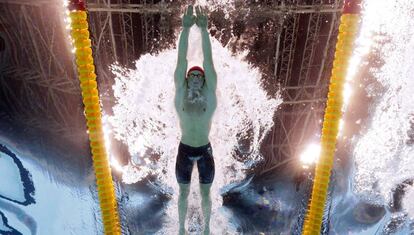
[[175, 142, 215, 184]]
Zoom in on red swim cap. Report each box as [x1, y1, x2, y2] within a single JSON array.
[[186, 66, 205, 78]]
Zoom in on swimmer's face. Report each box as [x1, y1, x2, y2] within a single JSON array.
[[187, 71, 205, 90]]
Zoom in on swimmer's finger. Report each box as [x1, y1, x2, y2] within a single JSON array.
[[195, 5, 200, 16], [186, 5, 193, 16]]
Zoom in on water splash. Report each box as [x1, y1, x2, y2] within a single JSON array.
[[107, 24, 281, 233], [403, 186, 414, 220], [195, 0, 235, 18], [352, 0, 414, 219]]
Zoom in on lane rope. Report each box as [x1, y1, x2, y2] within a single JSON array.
[[67, 1, 121, 234], [302, 1, 361, 234]]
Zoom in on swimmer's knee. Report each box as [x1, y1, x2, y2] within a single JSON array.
[[199, 183, 212, 196]]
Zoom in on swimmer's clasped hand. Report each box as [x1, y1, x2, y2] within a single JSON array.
[[195, 6, 208, 29], [182, 5, 196, 28]]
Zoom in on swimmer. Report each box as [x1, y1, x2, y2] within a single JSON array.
[[174, 5, 217, 235]]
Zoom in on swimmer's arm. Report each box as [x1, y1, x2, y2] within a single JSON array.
[[176, 6, 195, 89], [175, 28, 189, 89], [201, 28, 217, 91], [196, 6, 217, 91]]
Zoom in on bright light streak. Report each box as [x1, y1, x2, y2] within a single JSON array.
[[300, 143, 321, 168], [345, 1, 374, 84], [338, 118, 345, 136], [343, 82, 353, 107], [102, 124, 112, 155], [60, 0, 75, 52], [103, 121, 125, 173], [340, 2, 371, 134], [110, 157, 124, 173]]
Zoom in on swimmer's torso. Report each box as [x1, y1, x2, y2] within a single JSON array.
[[175, 86, 217, 147]]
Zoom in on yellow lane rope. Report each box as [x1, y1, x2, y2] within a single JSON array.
[[302, 0, 361, 234], [68, 4, 121, 234]]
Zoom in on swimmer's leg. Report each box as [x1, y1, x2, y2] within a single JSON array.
[[178, 182, 190, 235], [197, 145, 215, 235], [175, 144, 194, 234], [200, 183, 212, 235]]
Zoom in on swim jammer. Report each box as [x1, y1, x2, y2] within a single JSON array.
[[175, 142, 215, 184]]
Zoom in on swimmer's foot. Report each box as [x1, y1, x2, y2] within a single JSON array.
[[179, 227, 187, 235], [203, 226, 210, 235]]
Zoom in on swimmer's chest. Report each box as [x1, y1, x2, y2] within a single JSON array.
[[174, 88, 217, 118]]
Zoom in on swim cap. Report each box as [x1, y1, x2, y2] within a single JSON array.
[[187, 66, 205, 78]]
